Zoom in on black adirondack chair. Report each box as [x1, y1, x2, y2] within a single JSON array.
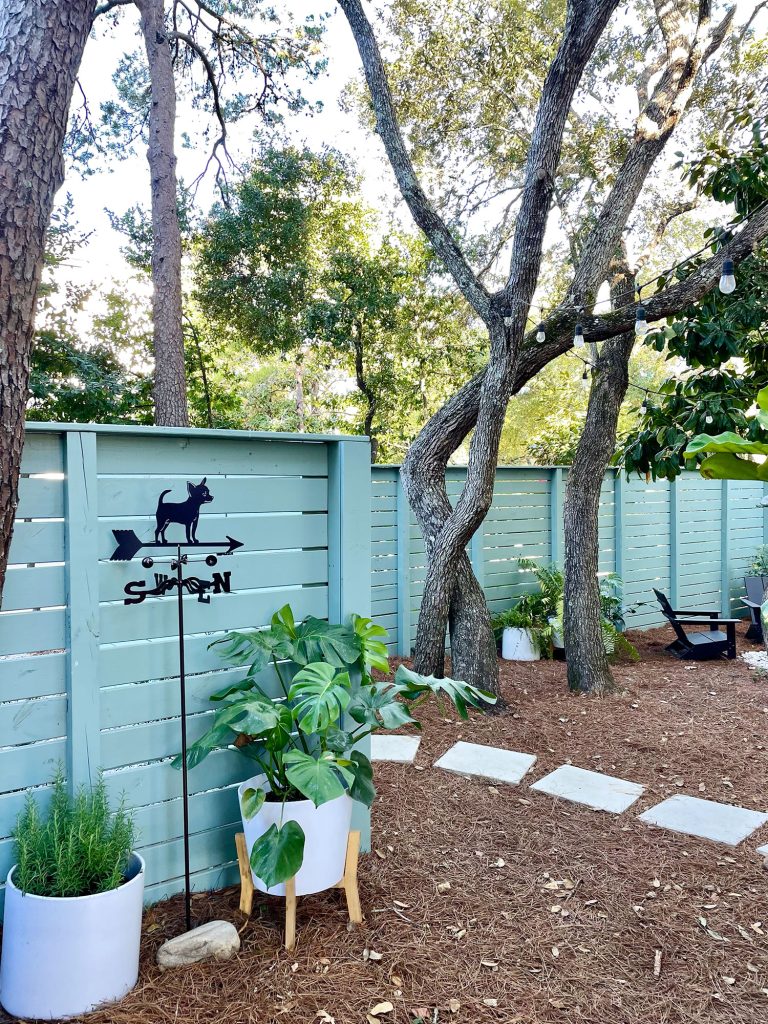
[[653, 589, 738, 660]]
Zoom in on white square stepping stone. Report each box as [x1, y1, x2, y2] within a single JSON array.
[[530, 765, 645, 814], [370, 734, 421, 763], [434, 741, 536, 785], [639, 795, 768, 847]]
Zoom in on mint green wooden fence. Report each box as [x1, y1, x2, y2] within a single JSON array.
[[371, 466, 767, 655], [0, 424, 370, 916]]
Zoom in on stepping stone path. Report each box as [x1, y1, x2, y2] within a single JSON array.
[[434, 741, 536, 785], [530, 764, 645, 814], [371, 734, 421, 763], [422, 738, 768, 851], [639, 795, 768, 847]]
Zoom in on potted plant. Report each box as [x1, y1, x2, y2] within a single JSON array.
[[0, 772, 142, 1020], [178, 606, 493, 894], [492, 594, 552, 661]]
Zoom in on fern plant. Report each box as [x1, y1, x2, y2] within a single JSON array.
[[13, 771, 135, 898]]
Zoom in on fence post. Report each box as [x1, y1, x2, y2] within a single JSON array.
[[64, 431, 101, 792], [395, 471, 411, 657], [669, 476, 680, 608], [614, 470, 625, 579], [328, 438, 372, 851], [550, 468, 563, 565], [720, 479, 731, 617]]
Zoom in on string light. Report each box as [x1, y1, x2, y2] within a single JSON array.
[[640, 397, 648, 416], [705, 413, 714, 424], [719, 258, 736, 294], [581, 367, 590, 390], [573, 312, 585, 348], [536, 323, 546, 343]]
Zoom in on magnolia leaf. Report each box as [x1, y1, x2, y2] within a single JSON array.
[[240, 786, 266, 820], [249, 820, 305, 888]]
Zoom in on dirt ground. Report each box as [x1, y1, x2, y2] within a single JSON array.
[[4, 624, 768, 1024]]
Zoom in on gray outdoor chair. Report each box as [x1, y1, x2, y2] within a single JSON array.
[[742, 575, 767, 643]]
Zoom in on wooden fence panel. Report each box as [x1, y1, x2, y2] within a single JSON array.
[[0, 425, 370, 917]]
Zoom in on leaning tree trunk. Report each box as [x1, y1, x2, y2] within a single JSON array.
[[137, 0, 189, 426], [0, 0, 95, 605], [563, 259, 635, 693]]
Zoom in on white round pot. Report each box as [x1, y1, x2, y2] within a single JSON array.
[[238, 775, 352, 898], [0, 853, 144, 1020], [549, 617, 564, 649], [501, 626, 540, 661]]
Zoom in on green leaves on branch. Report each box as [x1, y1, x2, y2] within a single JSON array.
[[684, 385, 768, 481]]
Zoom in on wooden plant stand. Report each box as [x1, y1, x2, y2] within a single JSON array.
[[235, 830, 362, 951]]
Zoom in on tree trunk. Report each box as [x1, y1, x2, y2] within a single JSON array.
[[563, 259, 635, 693], [353, 331, 378, 462], [0, 0, 95, 606], [137, 0, 189, 426], [294, 358, 305, 432]]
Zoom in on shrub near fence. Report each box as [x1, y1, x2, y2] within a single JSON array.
[[371, 466, 767, 655], [0, 424, 371, 916]]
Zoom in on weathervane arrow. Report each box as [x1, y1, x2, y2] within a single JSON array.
[[110, 530, 244, 562]]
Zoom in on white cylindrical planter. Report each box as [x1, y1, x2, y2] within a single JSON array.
[[549, 617, 564, 649], [501, 626, 539, 661], [238, 776, 352, 898], [0, 853, 145, 1020]]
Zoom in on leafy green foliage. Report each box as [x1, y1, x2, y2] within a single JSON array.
[[194, 146, 484, 460], [249, 821, 305, 890], [179, 604, 494, 885], [749, 545, 768, 577], [621, 119, 768, 481], [682, 384, 768, 481], [13, 771, 135, 898]]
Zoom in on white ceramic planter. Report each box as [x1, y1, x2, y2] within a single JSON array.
[[238, 775, 352, 898], [549, 617, 564, 649], [0, 853, 144, 1020], [501, 626, 540, 661]]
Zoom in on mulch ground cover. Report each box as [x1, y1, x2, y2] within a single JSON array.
[[4, 624, 768, 1024]]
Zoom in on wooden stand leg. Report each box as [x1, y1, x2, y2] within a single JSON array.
[[285, 876, 297, 951], [235, 832, 254, 916], [335, 830, 362, 925]]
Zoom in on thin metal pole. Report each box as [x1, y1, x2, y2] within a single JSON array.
[[176, 546, 192, 933]]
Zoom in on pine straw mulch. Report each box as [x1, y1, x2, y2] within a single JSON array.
[[6, 624, 768, 1024]]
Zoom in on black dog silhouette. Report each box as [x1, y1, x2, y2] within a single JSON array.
[[155, 479, 213, 544]]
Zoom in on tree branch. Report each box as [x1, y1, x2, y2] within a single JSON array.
[[338, 0, 492, 322], [92, 0, 133, 19]]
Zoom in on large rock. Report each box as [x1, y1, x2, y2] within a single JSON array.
[[157, 920, 240, 970]]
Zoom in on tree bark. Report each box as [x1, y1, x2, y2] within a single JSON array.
[[563, 258, 635, 694], [353, 330, 378, 462], [136, 0, 189, 426], [340, 0, 764, 698], [0, 0, 95, 606]]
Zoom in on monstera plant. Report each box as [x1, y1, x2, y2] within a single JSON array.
[[177, 606, 494, 890]]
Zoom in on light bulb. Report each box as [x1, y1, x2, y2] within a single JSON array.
[[503, 315, 513, 327], [574, 322, 585, 348], [635, 304, 649, 336], [581, 368, 590, 390], [536, 323, 546, 344], [640, 399, 648, 416], [705, 414, 713, 424], [719, 258, 736, 294]]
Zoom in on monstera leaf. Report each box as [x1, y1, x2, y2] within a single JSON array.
[[346, 750, 375, 808], [393, 664, 496, 719], [283, 750, 353, 806], [271, 606, 361, 667], [249, 821, 305, 888], [288, 663, 352, 733], [348, 680, 418, 730], [351, 614, 390, 674]]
